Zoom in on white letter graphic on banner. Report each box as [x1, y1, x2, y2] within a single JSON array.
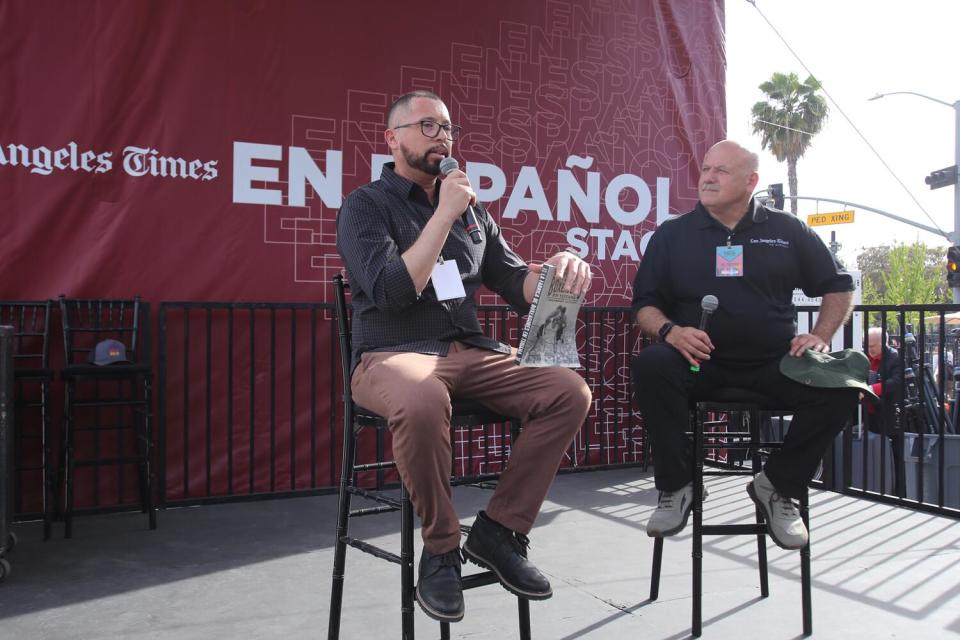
[[503, 166, 551, 220], [656, 176, 671, 225], [466, 161, 507, 203], [604, 173, 651, 226], [122, 146, 153, 176], [557, 155, 600, 223], [233, 142, 282, 205], [288, 147, 342, 208], [371, 154, 392, 181]]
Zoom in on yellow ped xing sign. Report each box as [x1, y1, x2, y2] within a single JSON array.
[[807, 210, 855, 226]]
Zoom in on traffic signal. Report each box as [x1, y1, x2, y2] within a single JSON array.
[[768, 183, 784, 209], [948, 245, 960, 287], [926, 165, 957, 190]]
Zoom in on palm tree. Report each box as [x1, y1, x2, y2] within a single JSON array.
[[750, 72, 828, 214]]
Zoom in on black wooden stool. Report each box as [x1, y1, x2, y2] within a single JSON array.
[[327, 274, 532, 640], [0, 300, 55, 540], [59, 296, 156, 538], [649, 388, 812, 637]]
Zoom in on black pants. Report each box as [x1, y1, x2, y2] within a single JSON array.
[[632, 344, 859, 499]]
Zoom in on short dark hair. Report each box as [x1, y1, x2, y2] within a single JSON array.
[[387, 90, 443, 128]]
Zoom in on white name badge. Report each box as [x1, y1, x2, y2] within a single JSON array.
[[430, 259, 466, 301]]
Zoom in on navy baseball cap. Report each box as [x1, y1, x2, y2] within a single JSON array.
[[89, 339, 132, 366]]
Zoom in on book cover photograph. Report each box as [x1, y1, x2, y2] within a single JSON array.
[[515, 263, 586, 368]]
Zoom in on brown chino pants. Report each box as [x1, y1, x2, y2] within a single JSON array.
[[351, 342, 591, 554]]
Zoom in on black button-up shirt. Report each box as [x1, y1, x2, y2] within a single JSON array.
[[336, 163, 530, 370], [632, 199, 854, 366]]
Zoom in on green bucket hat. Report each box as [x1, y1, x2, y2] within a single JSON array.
[[779, 348, 878, 400]]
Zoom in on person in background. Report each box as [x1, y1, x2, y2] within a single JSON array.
[[865, 327, 904, 495]]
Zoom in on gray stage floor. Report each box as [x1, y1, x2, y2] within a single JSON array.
[[2, 467, 960, 639]]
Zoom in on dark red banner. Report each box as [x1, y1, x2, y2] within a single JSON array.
[[1, 0, 725, 506]]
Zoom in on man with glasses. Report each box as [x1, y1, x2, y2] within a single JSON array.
[[336, 90, 592, 623]]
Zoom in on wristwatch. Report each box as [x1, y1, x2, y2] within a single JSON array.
[[657, 321, 675, 342]]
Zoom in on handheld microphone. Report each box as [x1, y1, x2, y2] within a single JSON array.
[[691, 294, 719, 373], [699, 294, 719, 331], [439, 156, 483, 244]]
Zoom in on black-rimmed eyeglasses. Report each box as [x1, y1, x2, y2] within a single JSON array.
[[392, 120, 462, 141]]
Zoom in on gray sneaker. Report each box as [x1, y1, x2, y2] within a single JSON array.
[[646, 483, 707, 537], [747, 471, 809, 550]]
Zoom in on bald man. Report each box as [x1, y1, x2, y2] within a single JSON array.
[[631, 140, 858, 549]]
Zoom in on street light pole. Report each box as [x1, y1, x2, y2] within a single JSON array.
[[870, 91, 960, 302], [953, 99, 960, 302]]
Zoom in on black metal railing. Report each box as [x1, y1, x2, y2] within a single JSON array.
[[156, 301, 960, 517], [157, 302, 648, 506], [4, 298, 958, 520], [833, 304, 960, 516], [0, 301, 52, 527], [1, 326, 15, 549], [158, 303, 341, 506]]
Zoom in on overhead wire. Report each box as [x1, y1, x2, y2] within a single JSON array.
[[744, 0, 947, 237]]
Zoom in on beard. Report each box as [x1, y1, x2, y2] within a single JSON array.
[[399, 141, 445, 176]]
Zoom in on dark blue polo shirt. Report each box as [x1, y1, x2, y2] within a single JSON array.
[[632, 199, 854, 366]]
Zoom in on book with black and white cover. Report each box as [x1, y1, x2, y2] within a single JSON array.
[[515, 263, 585, 368]]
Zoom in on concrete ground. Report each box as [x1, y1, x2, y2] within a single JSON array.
[[2, 467, 960, 639]]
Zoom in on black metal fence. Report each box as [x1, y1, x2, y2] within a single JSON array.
[[158, 303, 342, 506], [157, 302, 646, 507], [4, 299, 958, 520], [1, 326, 16, 562], [0, 302, 52, 526], [828, 304, 960, 516], [157, 300, 960, 518]]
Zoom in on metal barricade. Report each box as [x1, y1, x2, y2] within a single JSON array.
[[1, 326, 16, 580]]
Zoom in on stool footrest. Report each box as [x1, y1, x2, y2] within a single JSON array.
[[701, 523, 767, 536], [461, 571, 500, 590], [349, 505, 399, 518], [687, 430, 757, 438], [451, 473, 502, 488], [343, 536, 401, 565], [458, 480, 498, 490], [353, 461, 397, 472], [702, 442, 773, 448], [703, 469, 755, 477], [701, 443, 756, 450]]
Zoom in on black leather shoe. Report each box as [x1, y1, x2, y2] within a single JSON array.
[[415, 548, 465, 622], [462, 511, 552, 600]]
